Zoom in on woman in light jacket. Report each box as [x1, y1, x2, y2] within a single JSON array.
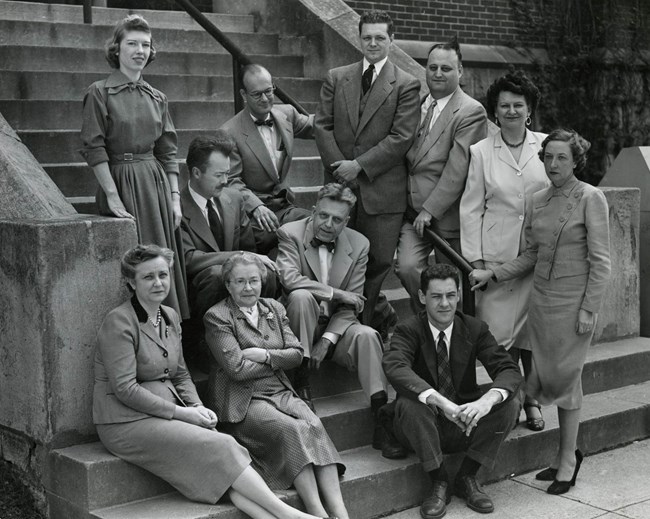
[[460, 71, 549, 430]]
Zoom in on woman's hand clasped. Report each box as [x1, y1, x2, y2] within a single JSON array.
[[576, 308, 595, 335], [469, 269, 494, 291], [174, 405, 218, 429]]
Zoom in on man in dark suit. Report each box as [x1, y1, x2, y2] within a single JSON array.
[[314, 10, 421, 335], [180, 133, 278, 319], [383, 264, 522, 517], [220, 64, 314, 254], [395, 39, 487, 312], [276, 183, 402, 456]]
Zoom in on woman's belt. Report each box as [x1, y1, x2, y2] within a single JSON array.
[[109, 152, 155, 164]]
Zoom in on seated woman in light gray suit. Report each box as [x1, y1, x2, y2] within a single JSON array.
[[94, 244, 328, 519], [204, 252, 348, 519]]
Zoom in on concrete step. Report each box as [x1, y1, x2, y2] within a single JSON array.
[[0, 1, 255, 33], [17, 127, 320, 164], [46, 379, 650, 519], [0, 19, 279, 54], [0, 46, 305, 76], [0, 71, 323, 102], [1, 99, 320, 131]]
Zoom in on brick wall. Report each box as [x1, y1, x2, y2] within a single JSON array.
[[343, 0, 650, 49], [343, 0, 546, 47]]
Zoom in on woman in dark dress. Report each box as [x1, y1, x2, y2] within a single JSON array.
[[204, 253, 349, 519], [80, 15, 188, 318]]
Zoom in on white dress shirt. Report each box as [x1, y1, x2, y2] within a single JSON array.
[[188, 185, 221, 223], [420, 88, 456, 133], [362, 56, 388, 88], [250, 112, 281, 177]]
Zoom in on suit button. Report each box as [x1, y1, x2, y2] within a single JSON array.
[[518, 194, 523, 199], [164, 368, 169, 374], [160, 378, 166, 382], [560, 217, 566, 222], [518, 215, 524, 220], [163, 352, 168, 358], [567, 204, 572, 209], [264, 335, 269, 340], [516, 172, 522, 176]]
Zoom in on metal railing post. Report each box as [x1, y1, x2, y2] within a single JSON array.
[[83, 0, 92, 24], [232, 57, 243, 114]]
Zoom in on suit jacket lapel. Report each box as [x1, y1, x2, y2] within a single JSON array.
[[302, 222, 324, 283], [240, 111, 279, 182], [140, 322, 167, 350], [420, 313, 439, 386], [357, 62, 395, 136], [412, 89, 462, 167], [518, 130, 539, 170], [182, 189, 219, 251], [218, 191, 235, 250], [272, 108, 292, 180], [495, 132, 520, 172], [342, 62, 363, 134], [449, 314, 471, 387], [328, 229, 353, 289]]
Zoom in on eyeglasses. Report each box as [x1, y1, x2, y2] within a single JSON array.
[[246, 86, 276, 101], [230, 278, 262, 288]]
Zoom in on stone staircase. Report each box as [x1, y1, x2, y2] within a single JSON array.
[[0, 0, 324, 214], [2, 2, 650, 518]]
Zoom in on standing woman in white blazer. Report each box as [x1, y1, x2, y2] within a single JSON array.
[[460, 71, 550, 431]]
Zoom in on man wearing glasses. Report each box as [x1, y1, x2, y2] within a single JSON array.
[[180, 133, 279, 322], [220, 64, 314, 255]]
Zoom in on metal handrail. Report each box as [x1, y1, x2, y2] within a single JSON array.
[[173, 0, 309, 116], [404, 207, 476, 316]]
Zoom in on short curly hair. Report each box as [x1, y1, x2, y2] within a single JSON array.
[[105, 14, 156, 69], [121, 244, 174, 289], [486, 70, 541, 120], [222, 252, 268, 286], [538, 128, 591, 174]]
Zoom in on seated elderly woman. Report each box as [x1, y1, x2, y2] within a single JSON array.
[[204, 252, 349, 519], [94, 244, 330, 519]]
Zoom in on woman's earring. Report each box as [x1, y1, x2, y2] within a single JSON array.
[[526, 116, 532, 126]]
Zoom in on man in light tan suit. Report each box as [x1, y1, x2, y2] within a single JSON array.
[[220, 64, 314, 254], [315, 10, 421, 336], [276, 183, 404, 457], [395, 38, 487, 311]]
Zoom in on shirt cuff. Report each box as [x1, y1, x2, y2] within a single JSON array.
[[321, 332, 340, 345], [488, 388, 509, 402], [418, 388, 435, 404]]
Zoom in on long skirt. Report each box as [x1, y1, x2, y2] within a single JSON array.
[[97, 417, 251, 504], [527, 273, 594, 409], [221, 377, 344, 490]]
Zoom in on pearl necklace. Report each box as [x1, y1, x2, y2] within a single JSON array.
[[149, 308, 162, 328], [502, 133, 526, 148]]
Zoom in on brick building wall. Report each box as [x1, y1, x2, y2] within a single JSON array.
[[342, 0, 546, 47]]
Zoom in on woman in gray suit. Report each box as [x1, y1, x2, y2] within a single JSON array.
[[204, 253, 348, 519], [94, 244, 330, 519], [471, 129, 611, 495]]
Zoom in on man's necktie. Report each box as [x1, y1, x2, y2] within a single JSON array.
[[436, 332, 456, 402], [418, 100, 437, 139], [310, 237, 335, 253], [254, 118, 274, 127], [362, 64, 375, 95], [206, 199, 225, 250]]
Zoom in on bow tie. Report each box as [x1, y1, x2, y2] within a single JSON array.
[[254, 118, 274, 127], [310, 237, 335, 252]]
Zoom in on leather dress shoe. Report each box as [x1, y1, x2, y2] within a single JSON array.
[[296, 386, 315, 412], [454, 475, 494, 514], [420, 480, 450, 519], [374, 425, 407, 459], [523, 402, 545, 431]]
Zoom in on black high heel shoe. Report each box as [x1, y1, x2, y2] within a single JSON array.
[[535, 467, 557, 481], [547, 449, 583, 495]]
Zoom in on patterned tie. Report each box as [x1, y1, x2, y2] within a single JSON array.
[[206, 199, 225, 250], [362, 64, 375, 95], [419, 100, 436, 138], [436, 332, 456, 402]]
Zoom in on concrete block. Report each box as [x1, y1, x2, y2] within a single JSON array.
[[0, 216, 137, 453], [0, 113, 75, 219], [596, 188, 640, 342]]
